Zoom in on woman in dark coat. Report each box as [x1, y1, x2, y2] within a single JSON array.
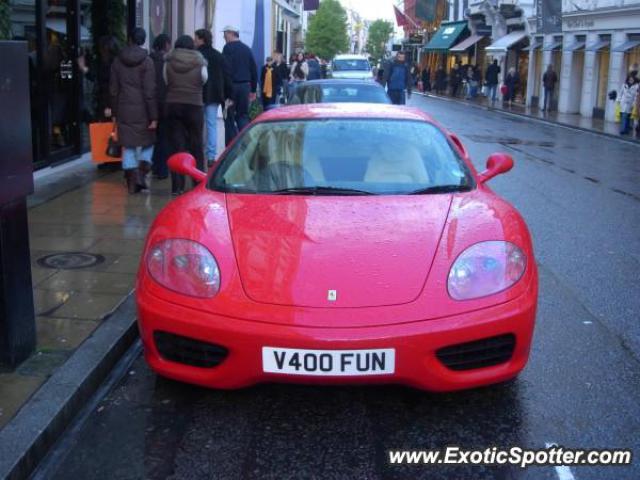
[[110, 28, 158, 193], [504, 67, 519, 105], [164, 35, 208, 195], [150, 33, 171, 179]]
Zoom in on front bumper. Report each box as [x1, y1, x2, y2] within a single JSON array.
[[137, 283, 537, 392]]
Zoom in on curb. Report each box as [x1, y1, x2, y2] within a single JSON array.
[[415, 92, 640, 146], [0, 293, 138, 480]]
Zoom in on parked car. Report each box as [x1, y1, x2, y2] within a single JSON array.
[[288, 80, 390, 104], [329, 54, 373, 81], [137, 103, 538, 392]]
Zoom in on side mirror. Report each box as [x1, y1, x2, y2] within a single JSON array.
[[478, 153, 514, 184], [449, 133, 469, 159], [168, 153, 207, 183]]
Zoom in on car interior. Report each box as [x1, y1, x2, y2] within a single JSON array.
[[213, 121, 470, 194]]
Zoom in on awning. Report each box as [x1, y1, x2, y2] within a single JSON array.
[[450, 34, 485, 53], [485, 31, 528, 53], [612, 39, 640, 52], [563, 40, 585, 52], [274, 0, 300, 18], [523, 38, 543, 52], [424, 21, 468, 53], [542, 40, 563, 51], [586, 39, 610, 51]]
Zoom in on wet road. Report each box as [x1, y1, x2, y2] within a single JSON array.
[[40, 96, 640, 480]]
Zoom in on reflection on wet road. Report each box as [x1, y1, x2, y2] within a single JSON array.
[[42, 96, 640, 480]]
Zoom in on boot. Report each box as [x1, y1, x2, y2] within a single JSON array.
[[125, 169, 141, 194], [137, 161, 151, 191]]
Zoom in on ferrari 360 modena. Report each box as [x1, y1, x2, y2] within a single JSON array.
[[136, 103, 538, 392]]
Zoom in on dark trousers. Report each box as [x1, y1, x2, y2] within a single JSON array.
[[542, 88, 555, 111], [166, 102, 205, 193], [388, 90, 406, 105], [224, 82, 251, 145], [151, 117, 169, 178]]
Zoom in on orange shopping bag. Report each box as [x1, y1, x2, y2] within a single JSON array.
[[90, 122, 121, 164]]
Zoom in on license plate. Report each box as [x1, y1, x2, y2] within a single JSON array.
[[262, 347, 395, 376]]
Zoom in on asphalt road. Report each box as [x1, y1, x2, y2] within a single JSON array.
[[40, 96, 640, 480]]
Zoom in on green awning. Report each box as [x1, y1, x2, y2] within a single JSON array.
[[424, 21, 469, 53]]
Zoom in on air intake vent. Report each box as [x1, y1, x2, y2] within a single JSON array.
[[154, 331, 228, 368], [436, 334, 516, 371]]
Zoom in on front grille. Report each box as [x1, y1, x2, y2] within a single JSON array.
[[436, 334, 516, 371], [154, 331, 228, 368]]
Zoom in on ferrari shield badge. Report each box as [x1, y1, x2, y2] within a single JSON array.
[[327, 290, 337, 301]]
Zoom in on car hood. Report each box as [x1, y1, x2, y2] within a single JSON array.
[[226, 194, 452, 308], [331, 71, 373, 80]]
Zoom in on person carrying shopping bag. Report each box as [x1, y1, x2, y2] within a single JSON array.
[[109, 27, 158, 194]]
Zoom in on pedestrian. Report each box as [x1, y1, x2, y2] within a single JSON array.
[[222, 25, 258, 145], [450, 63, 462, 97], [504, 67, 519, 106], [149, 33, 171, 180], [382, 51, 412, 105], [617, 74, 639, 135], [195, 28, 233, 166], [274, 52, 290, 102], [306, 53, 321, 81], [541, 64, 558, 112], [421, 66, 431, 92], [261, 56, 279, 110], [485, 59, 500, 104], [164, 35, 208, 195], [290, 52, 309, 83], [109, 27, 158, 194], [435, 66, 447, 94]]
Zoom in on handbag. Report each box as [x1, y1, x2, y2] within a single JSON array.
[[89, 122, 121, 163], [614, 102, 621, 123], [106, 123, 122, 158]]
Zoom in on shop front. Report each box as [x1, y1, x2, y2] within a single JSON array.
[[8, 0, 94, 169], [485, 30, 530, 103], [423, 20, 469, 75]]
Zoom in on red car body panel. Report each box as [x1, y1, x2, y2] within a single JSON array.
[[136, 104, 538, 391]]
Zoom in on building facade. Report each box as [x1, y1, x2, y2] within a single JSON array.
[[526, 0, 640, 121], [5, 0, 273, 171]]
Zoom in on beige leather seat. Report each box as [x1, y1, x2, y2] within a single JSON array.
[[364, 145, 429, 183]]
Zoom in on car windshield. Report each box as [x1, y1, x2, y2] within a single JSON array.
[[333, 59, 370, 71], [289, 84, 390, 104], [209, 119, 474, 195]]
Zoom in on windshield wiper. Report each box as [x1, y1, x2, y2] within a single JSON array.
[[408, 184, 473, 195], [272, 186, 376, 196]]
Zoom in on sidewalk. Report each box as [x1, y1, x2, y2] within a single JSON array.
[[418, 91, 640, 143], [0, 119, 226, 434], [0, 159, 172, 430]]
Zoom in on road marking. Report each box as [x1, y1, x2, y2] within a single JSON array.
[[546, 442, 575, 480]]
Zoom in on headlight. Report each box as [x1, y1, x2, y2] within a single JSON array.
[[447, 241, 526, 301], [146, 239, 220, 298]]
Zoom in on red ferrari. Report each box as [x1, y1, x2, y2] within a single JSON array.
[[136, 104, 538, 392]]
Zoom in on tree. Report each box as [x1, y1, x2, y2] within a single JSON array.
[[0, 0, 11, 40], [366, 19, 394, 65], [305, 0, 349, 60]]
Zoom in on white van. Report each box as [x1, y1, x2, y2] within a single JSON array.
[[330, 54, 373, 81]]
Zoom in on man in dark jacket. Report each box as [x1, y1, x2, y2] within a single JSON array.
[[306, 53, 321, 80], [274, 52, 290, 102], [222, 25, 258, 145], [382, 51, 412, 105], [195, 29, 233, 165], [150, 33, 171, 179], [542, 64, 558, 111], [485, 59, 500, 103], [110, 27, 158, 193]]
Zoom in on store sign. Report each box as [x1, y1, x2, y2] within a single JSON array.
[[535, 0, 562, 33], [409, 34, 424, 44], [564, 18, 595, 29]]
